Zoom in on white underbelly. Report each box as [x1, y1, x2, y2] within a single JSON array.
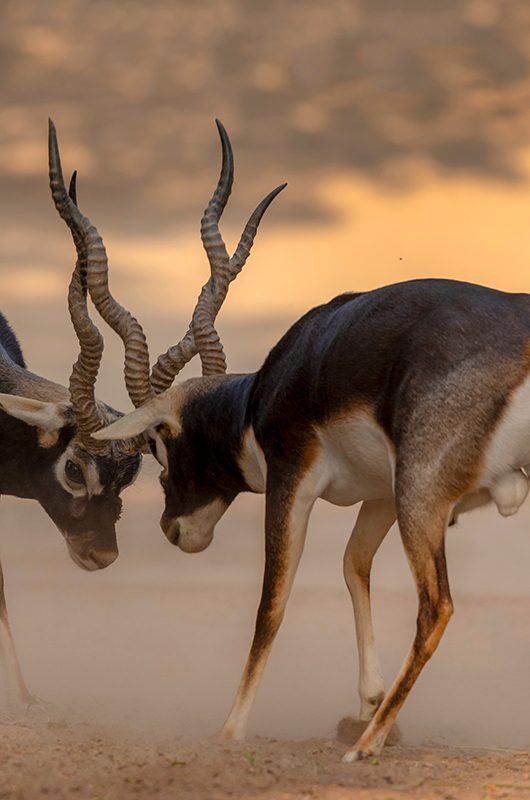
[[317, 411, 394, 506], [239, 414, 394, 506], [239, 379, 530, 518]]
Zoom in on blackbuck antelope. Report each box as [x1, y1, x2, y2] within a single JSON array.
[[92, 121, 528, 760], [0, 123, 142, 711]]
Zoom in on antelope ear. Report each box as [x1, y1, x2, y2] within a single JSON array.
[[92, 395, 176, 441], [0, 393, 71, 446]]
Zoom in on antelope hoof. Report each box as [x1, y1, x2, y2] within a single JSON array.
[[215, 724, 245, 741], [3, 692, 48, 721], [342, 748, 371, 763], [25, 693, 48, 711], [343, 738, 385, 763], [23, 694, 51, 722], [342, 726, 388, 763]]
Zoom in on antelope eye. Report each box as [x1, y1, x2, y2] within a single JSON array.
[[65, 459, 84, 486]]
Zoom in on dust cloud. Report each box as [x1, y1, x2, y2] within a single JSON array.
[[1, 459, 529, 750]]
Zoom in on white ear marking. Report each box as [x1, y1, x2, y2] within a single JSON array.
[[0, 393, 70, 444]]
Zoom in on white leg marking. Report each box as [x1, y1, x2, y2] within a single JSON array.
[[343, 498, 396, 720]]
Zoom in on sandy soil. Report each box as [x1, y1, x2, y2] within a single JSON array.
[[1, 716, 529, 800], [1, 484, 530, 798]]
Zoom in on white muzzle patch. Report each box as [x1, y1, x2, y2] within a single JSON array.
[[166, 498, 228, 553]]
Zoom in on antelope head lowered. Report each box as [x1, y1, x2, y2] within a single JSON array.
[[87, 119, 286, 552], [0, 122, 143, 711], [0, 124, 143, 573]]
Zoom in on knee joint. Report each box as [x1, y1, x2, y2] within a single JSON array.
[[417, 598, 453, 657]]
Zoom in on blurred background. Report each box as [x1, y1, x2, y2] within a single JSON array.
[[1, 0, 530, 748]]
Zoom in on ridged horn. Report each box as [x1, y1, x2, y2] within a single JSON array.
[[150, 120, 286, 392], [48, 119, 108, 452], [83, 224, 153, 408], [49, 119, 153, 411], [191, 119, 233, 375], [228, 183, 287, 278]]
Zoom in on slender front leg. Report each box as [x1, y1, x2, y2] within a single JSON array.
[[344, 495, 453, 761], [220, 463, 319, 740], [0, 557, 34, 712], [343, 498, 396, 721]]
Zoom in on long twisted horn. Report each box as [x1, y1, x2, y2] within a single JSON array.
[[84, 227, 153, 409], [150, 120, 286, 392], [191, 120, 234, 375], [48, 120, 108, 451], [48, 119, 152, 411]]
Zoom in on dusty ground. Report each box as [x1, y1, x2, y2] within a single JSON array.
[[1, 716, 529, 800], [1, 483, 530, 798]]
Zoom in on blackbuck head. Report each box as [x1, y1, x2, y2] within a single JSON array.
[[0, 121, 142, 570], [90, 120, 285, 552]]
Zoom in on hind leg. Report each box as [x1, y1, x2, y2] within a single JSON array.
[[0, 557, 34, 712], [344, 492, 453, 761], [343, 498, 395, 721]]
